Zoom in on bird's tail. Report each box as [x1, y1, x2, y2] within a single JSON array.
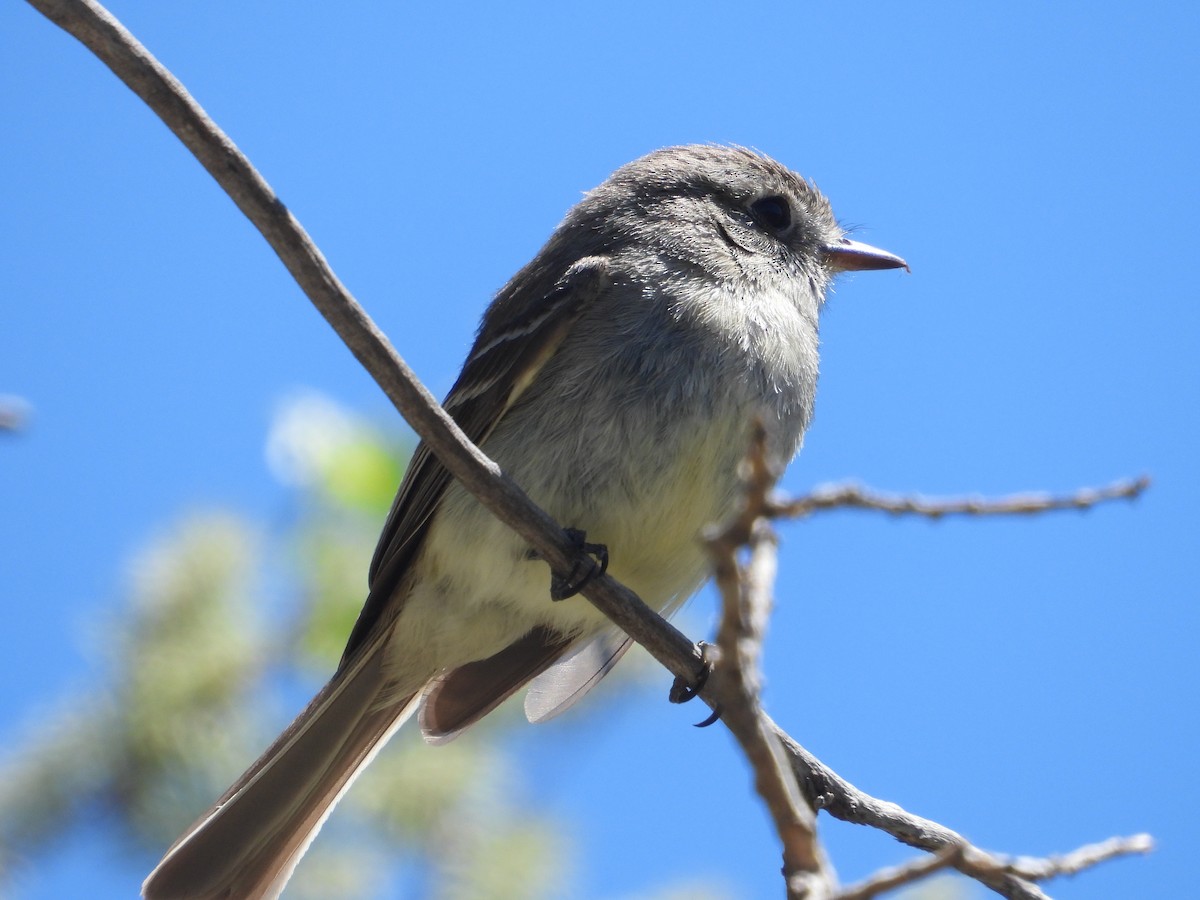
[[142, 640, 418, 900]]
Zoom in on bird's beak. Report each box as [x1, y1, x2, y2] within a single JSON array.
[[822, 238, 909, 273]]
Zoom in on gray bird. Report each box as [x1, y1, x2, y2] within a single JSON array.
[[143, 145, 906, 899]]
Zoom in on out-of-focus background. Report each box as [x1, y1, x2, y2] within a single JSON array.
[[3, 2, 1197, 898]]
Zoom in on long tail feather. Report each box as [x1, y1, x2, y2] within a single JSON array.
[[143, 642, 419, 900]]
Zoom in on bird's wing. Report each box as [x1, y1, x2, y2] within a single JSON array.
[[418, 625, 577, 742], [523, 630, 634, 722], [339, 256, 611, 668]]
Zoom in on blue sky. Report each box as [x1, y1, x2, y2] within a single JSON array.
[[3, 2, 1198, 898]]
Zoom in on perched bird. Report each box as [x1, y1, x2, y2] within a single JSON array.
[[143, 145, 906, 899]]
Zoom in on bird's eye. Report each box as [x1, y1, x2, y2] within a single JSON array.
[[749, 195, 792, 233]]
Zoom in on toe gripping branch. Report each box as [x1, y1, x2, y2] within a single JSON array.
[[549, 528, 609, 601], [538, 533, 721, 728], [669, 642, 721, 727]]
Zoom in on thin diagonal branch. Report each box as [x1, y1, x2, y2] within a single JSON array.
[[772, 722, 1048, 900], [832, 844, 965, 900], [24, 0, 706, 692]]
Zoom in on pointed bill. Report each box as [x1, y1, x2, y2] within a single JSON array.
[[822, 237, 909, 272]]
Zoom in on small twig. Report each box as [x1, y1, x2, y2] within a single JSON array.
[[833, 844, 965, 900], [775, 477, 1150, 521], [704, 423, 834, 898], [978, 833, 1155, 882]]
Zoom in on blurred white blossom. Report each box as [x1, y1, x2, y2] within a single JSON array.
[[265, 391, 359, 488]]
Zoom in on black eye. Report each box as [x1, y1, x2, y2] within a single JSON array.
[[749, 195, 792, 233]]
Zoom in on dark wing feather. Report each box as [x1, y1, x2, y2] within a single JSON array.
[[419, 626, 574, 743], [339, 257, 611, 668]]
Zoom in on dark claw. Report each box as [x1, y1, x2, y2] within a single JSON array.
[[549, 528, 609, 600], [669, 671, 706, 704], [667, 643, 710, 715], [669, 657, 721, 726]]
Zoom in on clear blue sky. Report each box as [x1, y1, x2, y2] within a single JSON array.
[[3, 2, 1197, 897]]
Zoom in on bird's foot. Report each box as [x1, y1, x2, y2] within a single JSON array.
[[547, 528, 609, 601], [669, 642, 722, 727]]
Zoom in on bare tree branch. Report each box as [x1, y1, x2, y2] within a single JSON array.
[[703, 424, 834, 898], [776, 477, 1149, 521], [773, 722, 1053, 900]]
